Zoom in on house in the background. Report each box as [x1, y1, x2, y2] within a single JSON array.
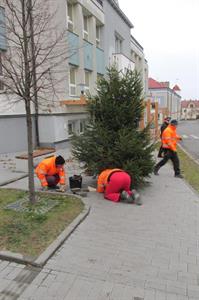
[[148, 78, 181, 123], [181, 100, 199, 120]]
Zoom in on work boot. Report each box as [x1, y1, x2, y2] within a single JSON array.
[[131, 189, 142, 205], [120, 191, 133, 203], [175, 174, 183, 178], [154, 165, 160, 175]]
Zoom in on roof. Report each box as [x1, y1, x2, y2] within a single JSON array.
[[181, 100, 199, 108], [148, 78, 168, 89], [173, 84, 181, 91], [108, 0, 133, 28], [149, 78, 181, 95]]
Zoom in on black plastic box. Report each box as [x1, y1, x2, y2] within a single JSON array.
[[69, 175, 82, 189]]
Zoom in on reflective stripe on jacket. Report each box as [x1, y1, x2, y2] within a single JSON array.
[[97, 168, 122, 193], [35, 156, 65, 186], [162, 124, 181, 152]]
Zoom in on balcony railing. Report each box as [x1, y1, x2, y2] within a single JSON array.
[[112, 53, 135, 73]]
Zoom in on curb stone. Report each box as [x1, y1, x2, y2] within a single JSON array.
[[0, 173, 28, 186], [178, 142, 199, 167]]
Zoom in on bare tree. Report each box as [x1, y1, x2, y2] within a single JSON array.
[[1, 0, 71, 203]]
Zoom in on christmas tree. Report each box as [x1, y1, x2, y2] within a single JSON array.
[[72, 67, 154, 186]]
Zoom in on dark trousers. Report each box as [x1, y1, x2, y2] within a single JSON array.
[[155, 149, 180, 175], [157, 145, 164, 158], [46, 174, 60, 187]]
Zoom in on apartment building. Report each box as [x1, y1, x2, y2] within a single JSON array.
[[148, 78, 181, 122], [0, 0, 148, 153], [131, 35, 148, 98]]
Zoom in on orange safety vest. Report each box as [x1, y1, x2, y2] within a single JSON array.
[[162, 124, 181, 152], [97, 168, 122, 193], [35, 156, 65, 187]]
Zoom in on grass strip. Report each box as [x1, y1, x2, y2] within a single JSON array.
[[0, 189, 84, 257]]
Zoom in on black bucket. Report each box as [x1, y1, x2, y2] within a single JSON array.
[[69, 175, 82, 189]]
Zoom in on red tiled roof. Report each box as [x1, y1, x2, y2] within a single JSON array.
[[181, 100, 199, 108], [148, 78, 168, 89], [173, 84, 181, 91]]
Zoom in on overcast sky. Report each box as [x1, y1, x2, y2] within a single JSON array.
[[119, 0, 199, 100]]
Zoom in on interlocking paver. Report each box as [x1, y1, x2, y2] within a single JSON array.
[[0, 160, 199, 299]]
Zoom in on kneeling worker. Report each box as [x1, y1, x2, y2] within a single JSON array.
[[35, 155, 66, 191], [97, 168, 142, 205]]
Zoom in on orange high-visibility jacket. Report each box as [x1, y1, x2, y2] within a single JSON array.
[[162, 124, 181, 152], [97, 168, 122, 193], [35, 156, 65, 187]]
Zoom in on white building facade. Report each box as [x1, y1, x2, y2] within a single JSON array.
[[0, 0, 148, 153]]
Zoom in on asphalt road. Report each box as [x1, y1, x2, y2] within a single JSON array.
[[178, 119, 199, 162]]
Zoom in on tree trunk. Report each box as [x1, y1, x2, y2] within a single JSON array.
[[29, 0, 40, 148], [26, 101, 36, 204], [22, 0, 36, 203]]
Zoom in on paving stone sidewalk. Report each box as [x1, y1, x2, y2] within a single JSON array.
[[1, 160, 199, 299]]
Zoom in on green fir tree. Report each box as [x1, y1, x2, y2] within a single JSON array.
[[72, 66, 155, 186]]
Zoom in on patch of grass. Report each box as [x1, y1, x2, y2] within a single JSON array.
[[0, 189, 84, 257], [177, 146, 199, 193], [156, 142, 199, 193]]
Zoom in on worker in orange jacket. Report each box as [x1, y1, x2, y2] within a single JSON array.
[[97, 168, 142, 205], [157, 116, 171, 158], [35, 155, 66, 191], [154, 119, 183, 178]]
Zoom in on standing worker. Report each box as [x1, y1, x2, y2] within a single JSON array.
[[97, 168, 142, 205], [154, 119, 183, 178], [35, 155, 66, 191], [157, 117, 171, 158]]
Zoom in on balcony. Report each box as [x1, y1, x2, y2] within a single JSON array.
[[112, 53, 135, 73], [96, 47, 105, 75], [83, 40, 93, 71], [68, 31, 79, 66]]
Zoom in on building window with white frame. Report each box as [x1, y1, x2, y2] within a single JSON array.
[[67, 3, 74, 32], [96, 26, 100, 48], [84, 70, 91, 93], [115, 34, 123, 53], [83, 15, 89, 41], [79, 120, 86, 134], [0, 52, 4, 91], [68, 121, 75, 136], [69, 66, 77, 96]]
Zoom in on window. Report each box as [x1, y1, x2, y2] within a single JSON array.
[[68, 121, 75, 136], [96, 26, 100, 47], [84, 70, 90, 93], [0, 52, 4, 91], [97, 73, 103, 82], [0, 7, 7, 51], [67, 3, 74, 31], [69, 67, 77, 96], [80, 120, 86, 133], [115, 35, 122, 53], [83, 15, 89, 40]]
